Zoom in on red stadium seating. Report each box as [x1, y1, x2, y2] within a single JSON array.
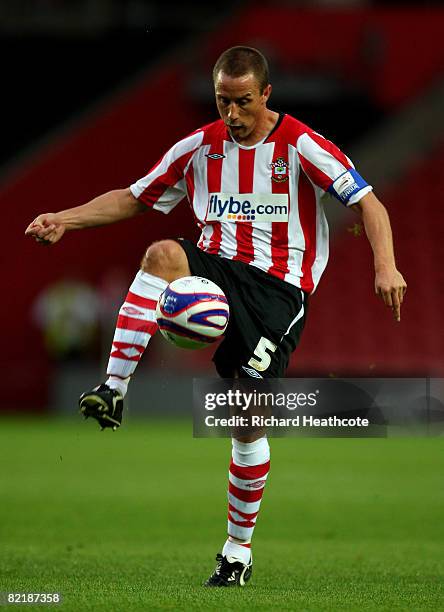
[[3, 7, 444, 410], [291, 142, 444, 376]]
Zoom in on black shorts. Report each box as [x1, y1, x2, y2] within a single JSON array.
[[177, 239, 308, 379]]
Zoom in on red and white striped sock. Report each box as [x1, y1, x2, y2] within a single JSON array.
[[106, 270, 167, 396], [223, 436, 270, 564]]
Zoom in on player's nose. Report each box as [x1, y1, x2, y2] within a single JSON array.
[[227, 103, 239, 121]]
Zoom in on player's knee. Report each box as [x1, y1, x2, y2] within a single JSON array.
[[141, 240, 188, 279]]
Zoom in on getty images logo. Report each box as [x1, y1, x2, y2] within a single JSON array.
[[206, 193, 289, 223]]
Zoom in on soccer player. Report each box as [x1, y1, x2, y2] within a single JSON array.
[[25, 46, 406, 587]]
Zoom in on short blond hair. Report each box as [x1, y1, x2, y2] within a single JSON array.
[[213, 46, 269, 93]]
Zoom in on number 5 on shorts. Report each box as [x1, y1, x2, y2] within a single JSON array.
[[248, 337, 277, 372]]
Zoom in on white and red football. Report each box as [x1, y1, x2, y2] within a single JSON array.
[[155, 276, 229, 349]]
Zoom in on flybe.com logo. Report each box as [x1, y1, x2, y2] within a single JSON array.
[[206, 193, 289, 223]]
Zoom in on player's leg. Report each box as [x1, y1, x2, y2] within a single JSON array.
[[79, 240, 190, 429], [205, 263, 306, 586], [205, 431, 269, 587], [106, 240, 190, 394], [205, 384, 270, 586]]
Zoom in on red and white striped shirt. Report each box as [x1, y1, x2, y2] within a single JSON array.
[[130, 114, 372, 293]]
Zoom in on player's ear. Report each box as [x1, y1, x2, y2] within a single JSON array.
[[262, 84, 272, 104]]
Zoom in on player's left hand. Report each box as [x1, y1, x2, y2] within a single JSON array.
[[375, 267, 407, 322]]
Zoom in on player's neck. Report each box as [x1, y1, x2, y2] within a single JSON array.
[[234, 110, 279, 147]]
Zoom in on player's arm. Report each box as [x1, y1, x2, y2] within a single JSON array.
[[25, 188, 146, 245], [351, 191, 407, 322], [296, 131, 407, 321]]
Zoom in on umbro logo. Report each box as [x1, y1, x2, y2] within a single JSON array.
[[205, 153, 226, 160], [122, 306, 143, 316], [246, 479, 266, 489], [241, 366, 263, 379]]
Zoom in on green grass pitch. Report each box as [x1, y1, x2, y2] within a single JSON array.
[[0, 417, 443, 611]]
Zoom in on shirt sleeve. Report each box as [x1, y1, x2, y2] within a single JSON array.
[[296, 131, 372, 206], [130, 130, 203, 214]]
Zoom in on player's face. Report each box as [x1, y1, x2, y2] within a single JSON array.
[[214, 72, 271, 143]]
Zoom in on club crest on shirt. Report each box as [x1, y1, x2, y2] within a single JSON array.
[[270, 157, 290, 183]]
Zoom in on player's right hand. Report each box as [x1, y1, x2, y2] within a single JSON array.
[[25, 213, 66, 245]]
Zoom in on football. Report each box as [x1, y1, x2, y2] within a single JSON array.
[[155, 276, 230, 349]]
